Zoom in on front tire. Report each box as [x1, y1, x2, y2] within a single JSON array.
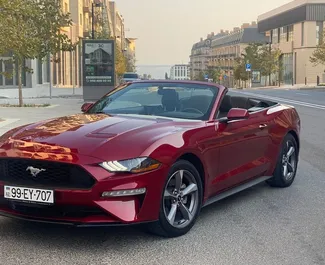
[[146, 160, 203, 238], [267, 133, 298, 188]]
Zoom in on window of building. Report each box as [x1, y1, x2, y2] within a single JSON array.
[[4, 60, 14, 85], [272, 28, 278, 44], [0, 62, 2, 85], [281, 53, 293, 85], [316, 21, 323, 45], [46, 54, 50, 83], [301, 22, 304, 46], [70, 51, 73, 86], [287, 25, 293, 41], [64, 3, 68, 13], [280, 27, 287, 42], [37, 59, 43, 84]]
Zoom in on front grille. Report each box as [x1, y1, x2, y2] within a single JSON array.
[[0, 199, 105, 218], [0, 158, 96, 189]]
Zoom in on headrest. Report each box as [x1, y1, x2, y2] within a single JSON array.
[[219, 94, 232, 112], [161, 89, 179, 111]]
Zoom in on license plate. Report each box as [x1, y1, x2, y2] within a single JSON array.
[[4, 185, 54, 204]]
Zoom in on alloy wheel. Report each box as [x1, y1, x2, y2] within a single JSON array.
[[282, 140, 296, 181], [163, 169, 199, 229]]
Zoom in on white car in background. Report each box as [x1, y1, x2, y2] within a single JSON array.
[[121, 72, 141, 83]]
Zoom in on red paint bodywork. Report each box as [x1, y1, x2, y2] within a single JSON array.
[[0, 81, 300, 226]]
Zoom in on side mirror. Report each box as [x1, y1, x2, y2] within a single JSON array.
[[219, 108, 249, 123], [81, 102, 94, 113]]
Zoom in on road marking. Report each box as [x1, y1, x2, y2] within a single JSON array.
[[0, 119, 20, 128], [235, 91, 325, 110], [296, 92, 308, 96]]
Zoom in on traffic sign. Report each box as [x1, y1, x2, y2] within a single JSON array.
[[245, 63, 251, 72], [204, 74, 209, 79]]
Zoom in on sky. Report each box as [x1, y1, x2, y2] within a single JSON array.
[[114, 0, 292, 66]]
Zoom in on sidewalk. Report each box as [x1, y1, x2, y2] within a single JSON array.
[[0, 98, 83, 136], [0, 85, 83, 99]]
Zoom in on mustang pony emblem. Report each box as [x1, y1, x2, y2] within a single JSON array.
[[26, 166, 46, 177]]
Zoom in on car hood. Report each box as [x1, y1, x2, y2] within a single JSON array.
[[0, 113, 201, 161]]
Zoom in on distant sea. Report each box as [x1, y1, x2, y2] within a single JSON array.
[[136, 65, 172, 79]]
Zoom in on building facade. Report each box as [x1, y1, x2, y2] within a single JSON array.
[[109, 2, 126, 51], [189, 25, 267, 86], [0, 0, 135, 90], [170, 64, 190, 80], [257, 0, 325, 85], [209, 24, 267, 87], [125, 38, 137, 72], [189, 32, 227, 79]]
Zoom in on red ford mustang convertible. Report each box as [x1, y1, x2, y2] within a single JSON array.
[[0, 81, 300, 237]]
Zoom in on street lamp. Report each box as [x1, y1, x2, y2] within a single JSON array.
[[92, 2, 102, 39]]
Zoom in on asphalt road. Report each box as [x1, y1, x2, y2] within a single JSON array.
[[0, 90, 325, 265]]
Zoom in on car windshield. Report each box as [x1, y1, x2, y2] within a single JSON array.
[[123, 73, 139, 79], [87, 82, 219, 120]]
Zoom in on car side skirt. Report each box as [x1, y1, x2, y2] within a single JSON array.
[[203, 175, 273, 207]]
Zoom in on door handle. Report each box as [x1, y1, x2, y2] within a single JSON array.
[[259, 124, 267, 129]]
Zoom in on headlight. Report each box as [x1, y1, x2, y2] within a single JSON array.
[[99, 157, 161, 173]]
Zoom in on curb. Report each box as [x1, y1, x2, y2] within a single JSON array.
[[0, 95, 83, 99]]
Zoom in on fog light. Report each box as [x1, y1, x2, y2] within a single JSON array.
[[102, 188, 146, 197]]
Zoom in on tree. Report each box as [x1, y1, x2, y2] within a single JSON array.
[[193, 71, 205, 81], [165, 72, 169, 79], [207, 66, 223, 82], [233, 43, 281, 86], [233, 57, 249, 83], [259, 45, 282, 85], [233, 43, 262, 87], [115, 47, 126, 77], [243, 43, 263, 69], [0, 0, 77, 106], [310, 32, 325, 70]]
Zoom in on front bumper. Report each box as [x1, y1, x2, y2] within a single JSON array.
[[0, 162, 170, 226], [0, 209, 155, 227]]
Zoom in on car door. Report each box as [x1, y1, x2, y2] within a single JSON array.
[[209, 108, 273, 195]]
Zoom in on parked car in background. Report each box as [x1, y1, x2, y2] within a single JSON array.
[[121, 72, 140, 83]]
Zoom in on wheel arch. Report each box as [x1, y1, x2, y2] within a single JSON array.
[[287, 129, 300, 154], [176, 152, 206, 199]]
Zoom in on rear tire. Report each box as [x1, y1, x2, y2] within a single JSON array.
[[146, 160, 203, 238], [267, 133, 298, 188]]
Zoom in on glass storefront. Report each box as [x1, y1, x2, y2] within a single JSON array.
[[281, 53, 293, 85], [0, 58, 27, 87]]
